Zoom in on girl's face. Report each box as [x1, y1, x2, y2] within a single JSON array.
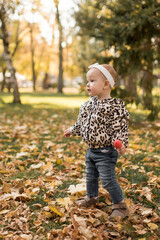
[[86, 68, 108, 99]]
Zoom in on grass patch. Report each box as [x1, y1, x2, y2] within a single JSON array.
[[9, 169, 41, 180], [28, 190, 48, 211], [0, 91, 87, 109], [42, 219, 70, 231]]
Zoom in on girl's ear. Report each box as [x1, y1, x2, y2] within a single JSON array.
[[104, 80, 110, 89]]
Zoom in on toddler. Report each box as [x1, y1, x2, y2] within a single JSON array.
[[64, 63, 130, 220]]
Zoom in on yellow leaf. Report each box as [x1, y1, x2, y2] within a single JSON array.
[[44, 197, 51, 203], [43, 211, 54, 218], [18, 165, 24, 171], [51, 181, 56, 187], [117, 223, 122, 230], [20, 148, 26, 152], [33, 150, 38, 156], [131, 144, 140, 150], [64, 157, 74, 162], [125, 198, 132, 207], [147, 222, 158, 230], [142, 157, 149, 162], [138, 238, 146, 240], [41, 162, 53, 172], [0, 170, 8, 174], [49, 205, 63, 217], [56, 159, 62, 165]]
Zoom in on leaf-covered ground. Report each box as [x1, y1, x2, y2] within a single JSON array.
[[0, 96, 160, 240]]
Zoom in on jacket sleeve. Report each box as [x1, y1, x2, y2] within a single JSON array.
[[69, 104, 84, 136], [111, 100, 130, 148]]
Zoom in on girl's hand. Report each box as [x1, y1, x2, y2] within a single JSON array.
[[117, 144, 126, 155], [64, 128, 71, 138]]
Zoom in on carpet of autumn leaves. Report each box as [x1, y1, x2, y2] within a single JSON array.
[[0, 101, 160, 240]]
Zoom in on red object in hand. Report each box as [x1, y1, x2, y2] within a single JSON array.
[[113, 140, 122, 149]]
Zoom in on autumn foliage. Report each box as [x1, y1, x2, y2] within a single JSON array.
[[0, 100, 159, 239]]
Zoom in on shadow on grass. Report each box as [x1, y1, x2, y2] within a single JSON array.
[[0, 102, 80, 113], [1, 104, 156, 126]]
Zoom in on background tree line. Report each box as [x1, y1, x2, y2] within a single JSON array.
[[0, 0, 160, 119], [73, 0, 160, 119], [0, 0, 61, 102]]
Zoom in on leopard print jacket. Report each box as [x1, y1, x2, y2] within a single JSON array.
[[70, 96, 129, 149]]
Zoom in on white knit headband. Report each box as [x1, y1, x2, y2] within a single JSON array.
[[88, 63, 115, 88]]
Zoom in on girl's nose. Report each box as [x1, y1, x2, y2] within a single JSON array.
[[86, 82, 89, 87]]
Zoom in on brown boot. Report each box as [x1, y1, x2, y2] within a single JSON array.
[[76, 195, 98, 207], [109, 202, 129, 221]]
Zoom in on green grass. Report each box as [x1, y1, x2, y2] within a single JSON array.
[[1, 89, 159, 120], [0, 91, 88, 108], [9, 169, 41, 180]]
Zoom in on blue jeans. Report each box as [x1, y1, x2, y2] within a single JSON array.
[[85, 146, 124, 204]]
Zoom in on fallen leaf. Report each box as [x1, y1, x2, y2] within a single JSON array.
[[0, 209, 10, 214], [74, 215, 87, 228], [70, 209, 79, 239], [141, 208, 153, 217], [41, 161, 53, 172], [56, 197, 73, 209], [43, 211, 54, 218], [136, 229, 147, 235], [109, 232, 120, 237], [117, 223, 122, 230], [147, 222, 158, 230], [33, 220, 42, 226], [2, 182, 11, 193], [56, 159, 62, 164], [49, 205, 64, 217], [79, 226, 93, 240], [19, 234, 32, 240], [16, 152, 29, 158], [68, 183, 86, 195], [64, 156, 74, 162]]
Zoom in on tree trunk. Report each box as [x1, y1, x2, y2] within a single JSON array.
[[141, 69, 153, 110], [42, 73, 49, 89], [30, 24, 36, 92], [0, 4, 21, 103], [141, 39, 153, 110], [55, 1, 63, 93], [1, 67, 6, 92], [58, 26, 63, 93], [124, 74, 137, 96]]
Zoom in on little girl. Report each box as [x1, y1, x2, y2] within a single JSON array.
[[64, 63, 130, 220]]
